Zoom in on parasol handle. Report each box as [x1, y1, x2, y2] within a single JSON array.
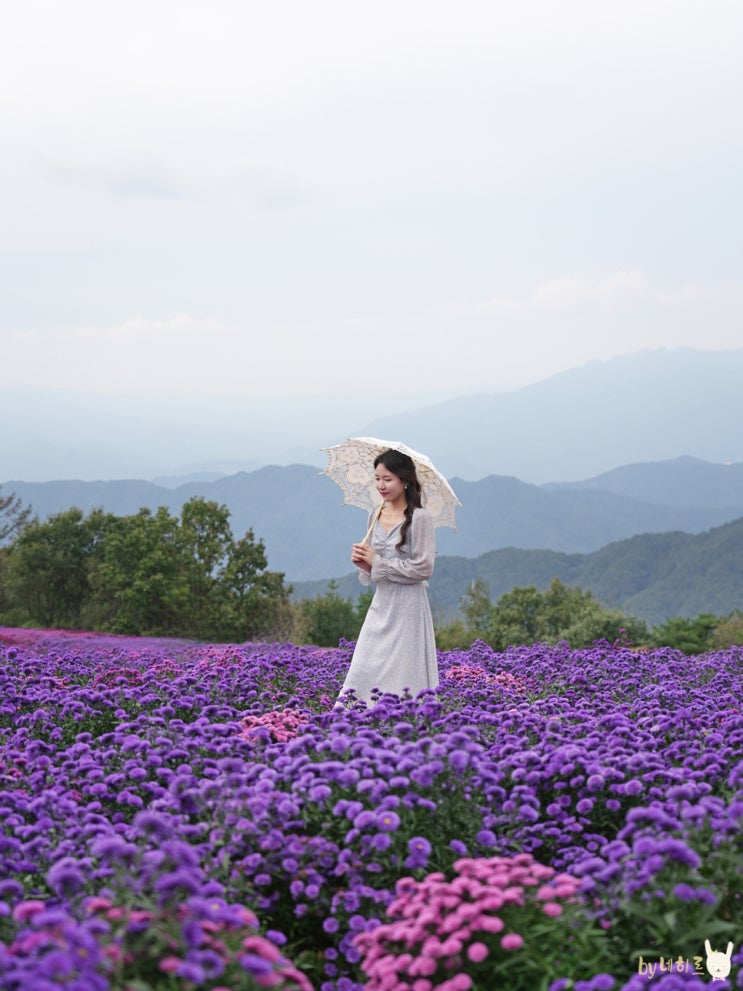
[[361, 502, 385, 545]]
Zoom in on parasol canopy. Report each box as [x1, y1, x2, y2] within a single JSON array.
[[320, 437, 462, 533]]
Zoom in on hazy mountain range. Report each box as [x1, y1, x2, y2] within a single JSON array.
[[5, 347, 742, 624], [3, 347, 743, 484], [5, 456, 743, 590]]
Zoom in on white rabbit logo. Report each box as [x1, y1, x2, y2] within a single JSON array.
[[705, 939, 733, 980]]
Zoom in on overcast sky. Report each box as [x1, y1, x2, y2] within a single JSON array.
[[2, 0, 742, 411]]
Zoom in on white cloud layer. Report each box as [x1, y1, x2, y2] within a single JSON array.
[[6, 273, 742, 400], [1, 1, 742, 407]]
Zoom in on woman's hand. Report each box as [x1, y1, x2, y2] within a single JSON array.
[[351, 542, 374, 573]]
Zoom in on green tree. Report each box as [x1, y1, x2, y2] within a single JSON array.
[[90, 506, 189, 635], [709, 610, 743, 650], [650, 613, 718, 654], [217, 526, 292, 642], [90, 498, 291, 640], [455, 577, 647, 651], [489, 585, 545, 650], [560, 599, 647, 648], [178, 498, 235, 639], [0, 487, 32, 544], [4, 508, 111, 628], [300, 580, 359, 647], [0, 497, 291, 640], [541, 578, 595, 638], [461, 577, 496, 639]]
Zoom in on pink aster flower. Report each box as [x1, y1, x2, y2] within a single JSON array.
[[84, 895, 114, 914], [12, 900, 46, 922], [439, 975, 473, 991], [466, 941, 489, 962], [501, 933, 524, 950], [543, 902, 563, 917], [159, 956, 183, 973]]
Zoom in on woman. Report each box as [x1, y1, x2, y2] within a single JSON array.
[[339, 448, 439, 704]]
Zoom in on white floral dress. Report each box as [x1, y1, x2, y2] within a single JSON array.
[[340, 507, 439, 704]]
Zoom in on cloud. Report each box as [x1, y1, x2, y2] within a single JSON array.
[[230, 160, 314, 209], [39, 154, 313, 207], [521, 272, 720, 314], [6, 271, 737, 403], [2, 3, 741, 407], [42, 158, 188, 199]]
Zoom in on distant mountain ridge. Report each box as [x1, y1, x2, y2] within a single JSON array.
[[4, 456, 743, 583], [2, 348, 743, 482], [360, 348, 743, 482], [544, 456, 743, 508]]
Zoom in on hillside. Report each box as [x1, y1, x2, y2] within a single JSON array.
[[293, 517, 743, 627], [360, 348, 743, 482], [5, 458, 743, 581], [544, 455, 743, 509]]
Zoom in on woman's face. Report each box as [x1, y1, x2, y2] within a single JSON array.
[[374, 463, 406, 504]]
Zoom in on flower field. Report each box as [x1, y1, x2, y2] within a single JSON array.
[[1, 627, 742, 991]]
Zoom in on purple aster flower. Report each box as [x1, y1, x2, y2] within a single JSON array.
[[90, 835, 138, 863], [623, 778, 644, 796], [154, 869, 203, 899], [353, 810, 377, 830], [407, 836, 432, 858], [672, 883, 716, 905], [38, 948, 75, 979], [132, 810, 174, 841], [0, 881, 23, 899], [175, 960, 206, 983], [377, 810, 400, 832], [449, 749, 470, 771], [47, 858, 86, 897], [657, 837, 701, 868], [189, 948, 224, 978], [182, 919, 204, 949], [266, 929, 287, 945], [240, 953, 273, 977]]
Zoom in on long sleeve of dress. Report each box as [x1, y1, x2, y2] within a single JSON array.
[[370, 509, 435, 585]]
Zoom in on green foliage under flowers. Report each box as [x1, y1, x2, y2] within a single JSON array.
[[585, 800, 743, 969]]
